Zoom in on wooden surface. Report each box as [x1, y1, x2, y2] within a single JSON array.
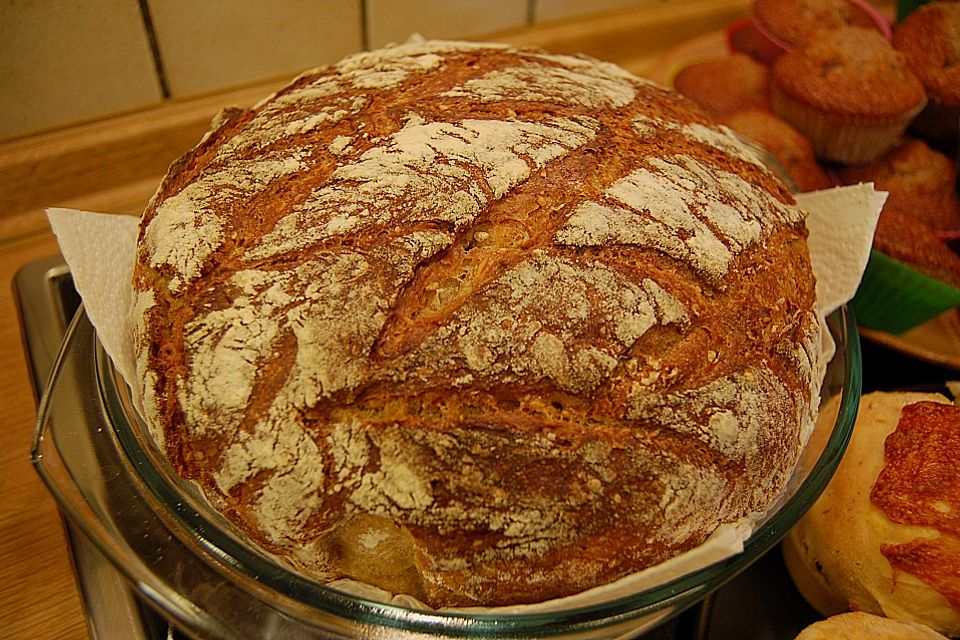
[[0, 3, 753, 638]]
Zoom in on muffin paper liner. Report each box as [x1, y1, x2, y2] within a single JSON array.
[[771, 87, 926, 166], [851, 249, 960, 334]]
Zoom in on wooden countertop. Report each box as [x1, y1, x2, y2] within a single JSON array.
[[0, 3, 750, 637]]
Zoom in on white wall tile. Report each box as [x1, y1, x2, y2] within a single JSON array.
[[148, 0, 364, 97], [0, 0, 163, 139], [366, 0, 529, 49]]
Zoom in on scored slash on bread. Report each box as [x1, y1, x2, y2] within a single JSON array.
[[133, 40, 822, 607]]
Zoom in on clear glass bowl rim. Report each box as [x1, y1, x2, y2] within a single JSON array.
[[38, 305, 861, 637]]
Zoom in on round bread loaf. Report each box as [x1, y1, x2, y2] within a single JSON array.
[[784, 392, 960, 636], [132, 40, 822, 607], [796, 612, 948, 640]]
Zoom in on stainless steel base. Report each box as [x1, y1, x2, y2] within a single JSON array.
[[15, 255, 179, 640]]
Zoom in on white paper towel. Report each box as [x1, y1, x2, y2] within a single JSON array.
[[800, 184, 886, 318], [44, 182, 884, 613], [47, 207, 141, 385]]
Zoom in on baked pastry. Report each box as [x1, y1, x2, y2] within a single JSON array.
[[770, 27, 927, 165], [752, 0, 887, 50], [722, 108, 832, 192], [132, 40, 823, 607], [850, 207, 960, 333], [795, 612, 948, 640], [872, 208, 960, 290], [892, 2, 960, 142], [784, 392, 960, 636], [673, 53, 771, 119], [837, 137, 960, 232]]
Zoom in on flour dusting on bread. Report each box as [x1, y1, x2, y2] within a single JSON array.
[[133, 40, 820, 607]]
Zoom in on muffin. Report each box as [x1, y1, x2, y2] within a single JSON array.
[[892, 2, 960, 142], [795, 612, 948, 640], [673, 54, 770, 119], [770, 27, 927, 165], [873, 208, 960, 289], [852, 207, 960, 333], [838, 137, 960, 232], [727, 16, 786, 63], [784, 392, 960, 637], [752, 0, 889, 53], [723, 108, 833, 192]]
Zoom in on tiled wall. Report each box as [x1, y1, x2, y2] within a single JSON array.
[[1, 0, 662, 141], [0, 0, 163, 140]]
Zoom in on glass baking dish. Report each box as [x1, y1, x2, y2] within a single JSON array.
[[32, 305, 860, 639]]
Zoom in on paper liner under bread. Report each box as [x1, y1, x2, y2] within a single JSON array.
[[45, 182, 884, 615]]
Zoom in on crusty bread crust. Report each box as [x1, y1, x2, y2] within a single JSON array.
[[785, 392, 960, 636], [132, 40, 821, 607], [795, 611, 947, 640]]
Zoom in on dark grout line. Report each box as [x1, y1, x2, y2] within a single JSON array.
[[360, 0, 370, 51], [138, 0, 171, 99]]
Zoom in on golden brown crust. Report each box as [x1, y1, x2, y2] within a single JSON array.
[[795, 611, 948, 640], [753, 0, 883, 48], [871, 401, 960, 613], [871, 208, 960, 289], [785, 392, 960, 636], [881, 537, 960, 612], [722, 108, 832, 192], [871, 402, 960, 538], [771, 27, 926, 119], [837, 138, 960, 232], [672, 54, 770, 119], [892, 2, 960, 107], [133, 40, 820, 607]]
